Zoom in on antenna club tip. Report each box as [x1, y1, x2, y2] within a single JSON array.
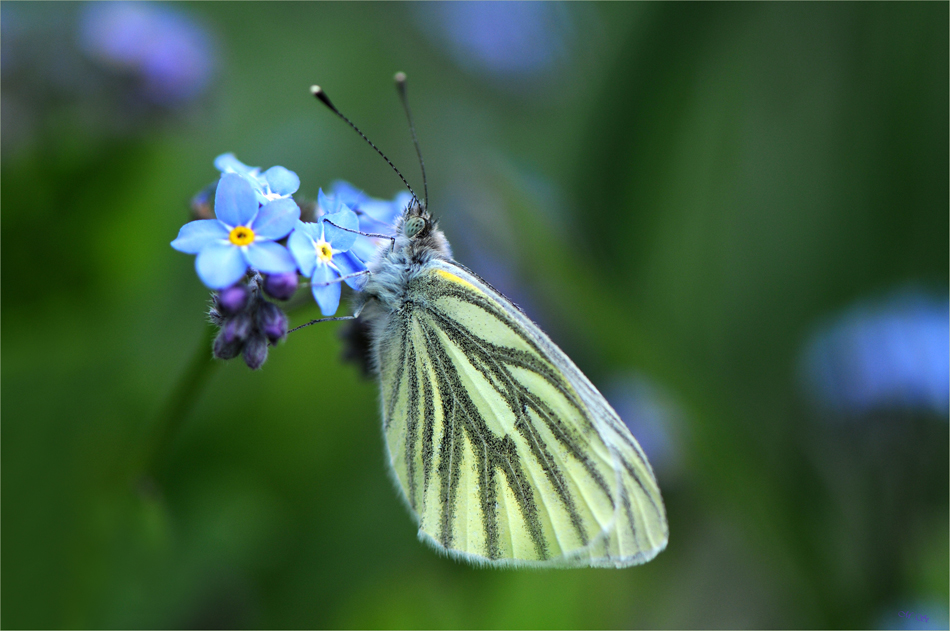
[[394, 71, 407, 84], [311, 85, 336, 110]]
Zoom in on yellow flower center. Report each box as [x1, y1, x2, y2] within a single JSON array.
[[316, 239, 333, 264], [229, 226, 255, 246]]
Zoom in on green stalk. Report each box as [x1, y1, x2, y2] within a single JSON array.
[[135, 294, 322, 484], [138, 322, 219, 481]]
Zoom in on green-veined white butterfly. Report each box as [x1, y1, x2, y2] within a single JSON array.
[[310, 77, 668, 568]]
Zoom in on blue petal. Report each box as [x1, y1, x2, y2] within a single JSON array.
[[349, 236, 382, 264], [361, 198, 401, 227], [250, 185, 270, 207], [318, 188, 340, 216], [329, 180, 365, 207], [322, 208, 359, 251], [252, 198, 300, 239], [390, 191, 413, 220], [171, 219, 228, 254], [195, 241, 247, 289], [357, 191, 408, 233], [244, 240, 297, 274], [392, 191, 414, 210], [214, 153, 258, 177], [311, 264, 342, 316], [288, 223, 317, 277], [357, 212, 397, 238], [335, 250, 369, 290], [263, 166, 300, 196], [215, 173, 259, 227]]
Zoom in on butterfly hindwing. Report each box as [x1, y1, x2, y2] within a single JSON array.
[[377, 260, 668, 567]]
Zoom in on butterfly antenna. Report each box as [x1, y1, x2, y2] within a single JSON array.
[[310, 85, 419, 204], [394, 72, 428, 210]]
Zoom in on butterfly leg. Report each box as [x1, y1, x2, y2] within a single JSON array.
[[288, 299, 369, 333]]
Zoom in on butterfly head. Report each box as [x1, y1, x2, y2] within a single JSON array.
[[403, 199, 431, 239], [395, 198, 451, 260]]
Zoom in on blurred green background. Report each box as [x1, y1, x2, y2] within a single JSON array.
[[3, 2, 947, 628]]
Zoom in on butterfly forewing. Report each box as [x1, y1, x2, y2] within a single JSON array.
[[377, 260, 668, 567]]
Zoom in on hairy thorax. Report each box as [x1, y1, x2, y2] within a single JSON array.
[[361, 223, 452, 313], [357, 220, 452, 378]]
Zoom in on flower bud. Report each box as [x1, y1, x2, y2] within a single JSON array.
[[258, 301, 288, 344], [242, 334, 269, 370], [189, 182, 216, 220], [221, 312, 252, 344], [213, 330, 243, 360], [217, 284, 249, 314], [262, 272, 298, 301]]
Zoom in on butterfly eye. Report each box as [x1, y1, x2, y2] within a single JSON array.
[[404, 216, 426, 238]]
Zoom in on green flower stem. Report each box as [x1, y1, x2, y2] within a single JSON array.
[[139, 322, 219, 480], [137, 295, 326, 482]]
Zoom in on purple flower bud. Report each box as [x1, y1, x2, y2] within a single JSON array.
[[213, 330, 243, 360], [263, 272, 298, 301], [258, 301, 288, 344], [217, 284, 249, 315], [221, 312, 252, 344], [242, 334, 268, 370]]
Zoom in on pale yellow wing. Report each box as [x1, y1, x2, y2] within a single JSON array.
[[377, 260, 668, 567]]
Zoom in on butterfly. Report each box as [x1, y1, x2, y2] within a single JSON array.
[[311, 77, 668, 568]]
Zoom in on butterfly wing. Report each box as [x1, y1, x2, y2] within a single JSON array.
[[376, 260, 668, 567]]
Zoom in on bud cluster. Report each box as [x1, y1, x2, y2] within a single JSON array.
[[209, 273, 293, 370]]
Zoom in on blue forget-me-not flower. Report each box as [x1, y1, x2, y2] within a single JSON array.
[[215, 153, 301, 205], [171, 172, 299, 289], [320, 182, 410, 263], [288, 207, 368, 316], [323, 181, 406, 232], [172, 159, 408, 368]]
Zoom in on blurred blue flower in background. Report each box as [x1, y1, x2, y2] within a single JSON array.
[[799, 288, 949, 417], [415, 1, 574, 82], [446, 195, 538, 321], [171, 173, 299, 289], [79, 2, 215, 106], [604, 373, 685, 480], [288, 210, 368, 316], [876, 601, 949, 630], [1, 6, 18, 75], [437, 161, 566, 327], [1, 2, 217, 161]]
